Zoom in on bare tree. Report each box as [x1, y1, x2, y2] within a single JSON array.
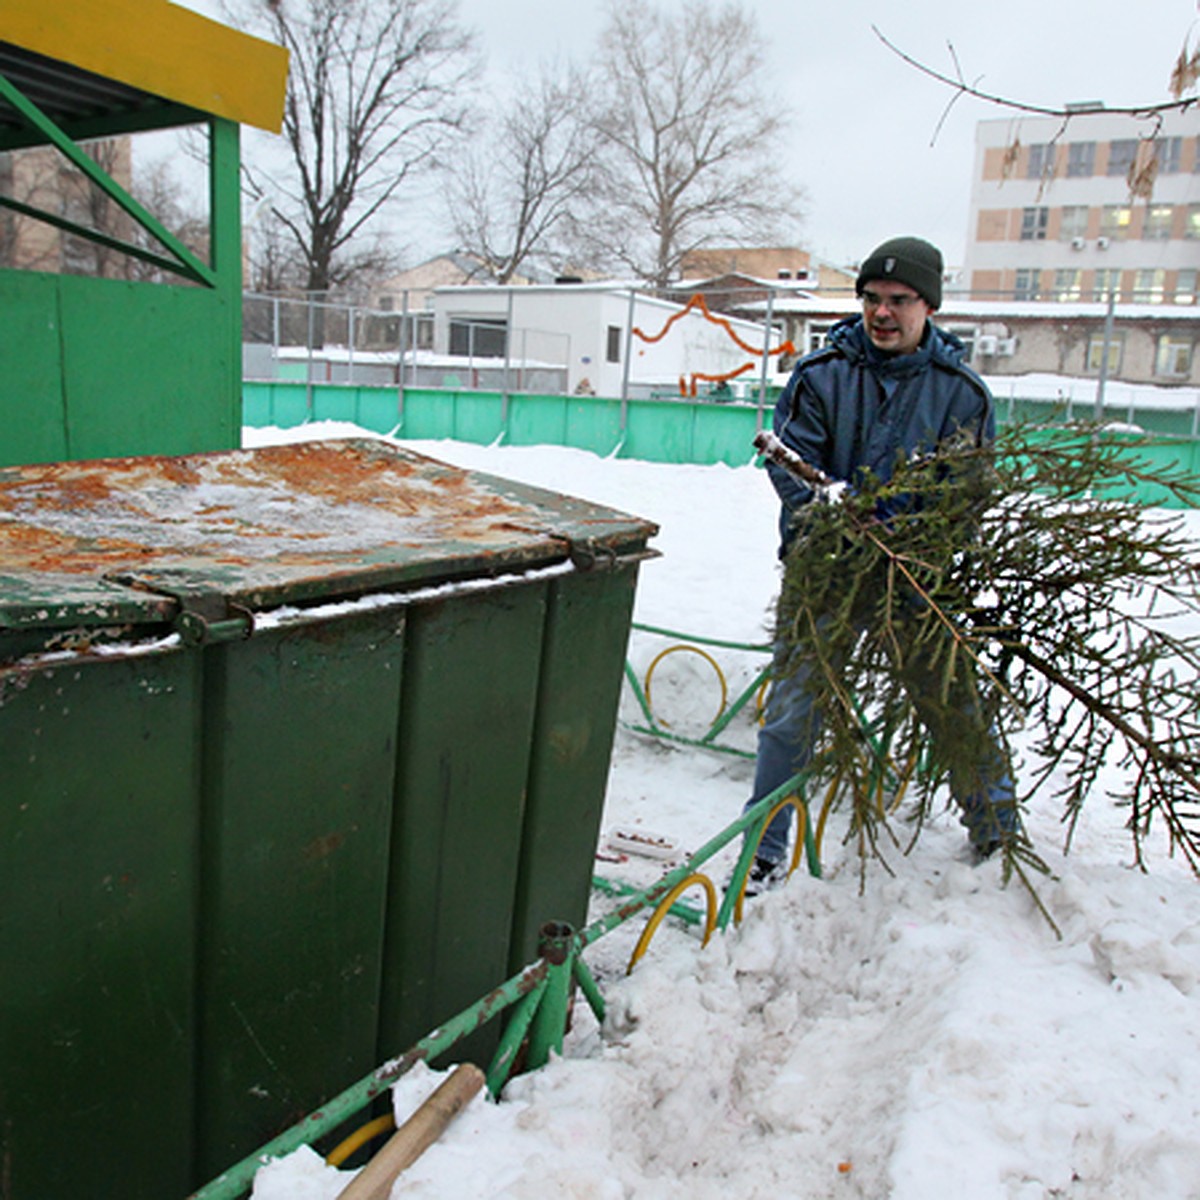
[[579, 0, 804, 292], [446, 64, 600, 283], [233, 0, 480, 300]]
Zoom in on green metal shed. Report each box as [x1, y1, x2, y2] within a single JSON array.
[[0, 0, 288, 466]]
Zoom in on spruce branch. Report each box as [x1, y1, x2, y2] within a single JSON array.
[[766, 421, 1200, 883]]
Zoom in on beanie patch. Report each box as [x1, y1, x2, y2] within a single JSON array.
[[856, 236, 943, 309]]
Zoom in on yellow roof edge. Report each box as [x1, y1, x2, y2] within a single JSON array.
[[1, 0, 289, 133]]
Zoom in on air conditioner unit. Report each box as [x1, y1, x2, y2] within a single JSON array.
[[975, 335, 1000, 356], [1097, 236, 1110, 250], [996, 337, 1018, 357], [1070, 236, 1086, 250]]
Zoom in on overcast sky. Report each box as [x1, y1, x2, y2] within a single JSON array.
[[181, 0, 1196, 270]]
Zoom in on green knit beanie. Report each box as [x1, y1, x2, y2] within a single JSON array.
[[855, 236, 943, 309]]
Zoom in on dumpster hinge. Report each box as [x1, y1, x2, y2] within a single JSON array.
[[567, 540, 660, 572], [104, 574, 255, 646]]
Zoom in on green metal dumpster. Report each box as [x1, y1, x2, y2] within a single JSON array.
[[0, 437, 657, 1198]]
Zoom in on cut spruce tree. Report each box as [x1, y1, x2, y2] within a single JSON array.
[[757, 423, 1200, 903]]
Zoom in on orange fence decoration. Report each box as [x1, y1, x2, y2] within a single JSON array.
[[632, 293, 795, 397]]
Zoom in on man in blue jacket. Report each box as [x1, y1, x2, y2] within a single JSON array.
[[746, 236, 1017, 888]]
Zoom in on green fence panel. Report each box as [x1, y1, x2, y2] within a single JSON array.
[[565, 397, 624, 456], [620, 398, 703, 464], [505, 392, 569, 448], [690, 402, 761, 467], [452, 390, 506, 443], [351, 386, 404, 434], [242, 380, 1198, 507], [396, 388, 465, 441]]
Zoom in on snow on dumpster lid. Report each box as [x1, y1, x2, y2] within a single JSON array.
[[0, 439, 659, 630]]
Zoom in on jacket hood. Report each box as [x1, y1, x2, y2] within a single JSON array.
[[827, 314, 967, 378]]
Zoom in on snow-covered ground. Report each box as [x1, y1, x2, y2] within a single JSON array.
[[245, 422, 1200, 1200]]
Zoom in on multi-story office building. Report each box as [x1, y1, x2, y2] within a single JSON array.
[[963, 108, 1199, 307]]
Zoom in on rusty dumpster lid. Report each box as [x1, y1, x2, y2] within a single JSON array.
[[0, 439, 659, 640]]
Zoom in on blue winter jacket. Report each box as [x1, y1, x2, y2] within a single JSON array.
[[767, 314, 995, 554]]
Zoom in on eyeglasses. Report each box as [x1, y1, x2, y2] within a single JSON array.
[[860, 289, 923, 311]]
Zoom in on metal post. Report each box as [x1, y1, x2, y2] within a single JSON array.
[[526, 922, 574, 1070], [620, 288, 636, 428], [756, 287, 777, 432], [502, 288, 514, 430], [398, 289, 409, 427], [305, 298, 314, 419], [1094, 289, 1116, 423], [347, 304, 355, 387]]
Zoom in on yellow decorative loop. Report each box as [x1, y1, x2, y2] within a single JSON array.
[[325, 1113, 396, 1167], [627, 872, 719, 974], [734, 796, 807, 925], [814, 772, 842, 861], [754, 675, 772, 726], [643, 643, 728, 731]]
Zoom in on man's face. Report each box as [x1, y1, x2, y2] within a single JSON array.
[[859, 281, 932, 356]]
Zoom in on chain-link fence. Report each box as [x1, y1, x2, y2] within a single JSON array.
[[242, 292, 569, 393]]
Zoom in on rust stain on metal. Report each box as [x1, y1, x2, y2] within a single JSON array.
[[0, 440, 592, 579], [301, 831, 346, 863]]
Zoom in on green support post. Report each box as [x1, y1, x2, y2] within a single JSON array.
[[525, 922, 575, 1071]]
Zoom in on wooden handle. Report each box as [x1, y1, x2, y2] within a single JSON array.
[[334, 1063, 486, 1200]]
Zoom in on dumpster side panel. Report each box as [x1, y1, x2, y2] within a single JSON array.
[[0, 653, 201, 1200], [194, 609, 405, 1179], [379, 585, 546, 1063], [508, 564, 642, 969]]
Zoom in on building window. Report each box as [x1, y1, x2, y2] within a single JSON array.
[[1027, 143, 1056, 183], [1093, 268, 1121, 301], [1086, 331, 1123, 373], [1142, 204, 1173, 240], [806, 322, 833, 354], [1059, 205, 1089, 241], [1066, 141, 1095, 177], [1099, 204, 1132, 240], [449, 317, 507, 358], [1175, 269, 1198, 305], [1052, 269, 1082, 301], [1153, 136, 1182, 174], [1132, 268, 1165, 304], [1107, 138, 1138, 178], [1014, 268, 1041, 300], [945, 325, 979, 363], [1154, 334, 1193, 378], [1020, 207, 1049, 240], [606, 324, 621, 363], [1187, 205, 1200, 238]]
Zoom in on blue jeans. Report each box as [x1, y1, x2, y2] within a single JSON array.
[[746, 639, 1017, 864]]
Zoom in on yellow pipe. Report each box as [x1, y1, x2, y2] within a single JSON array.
[[734, 796, 807, 925], [325, 1114, 396, 1168], [627, 872, 718, 973], [643, 643, 728, 730]]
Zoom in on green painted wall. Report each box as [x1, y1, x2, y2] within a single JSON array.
[[0, 120, 242, 468]]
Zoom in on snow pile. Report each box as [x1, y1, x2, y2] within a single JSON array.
[[244, 424, 1200, 1199]]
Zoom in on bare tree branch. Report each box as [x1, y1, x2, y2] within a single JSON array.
[[874, 24, 1199, 122]]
